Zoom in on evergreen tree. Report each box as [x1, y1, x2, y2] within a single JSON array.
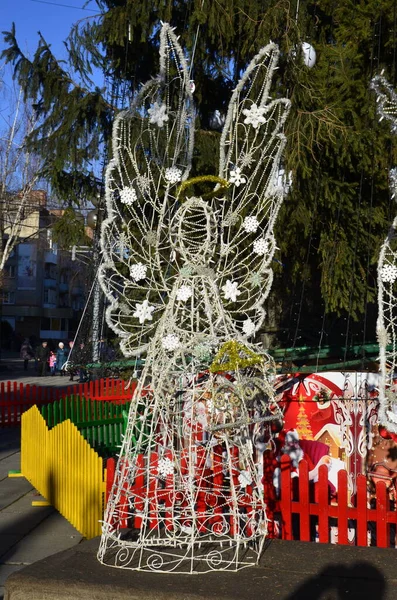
[[2, 0, 397, 351]]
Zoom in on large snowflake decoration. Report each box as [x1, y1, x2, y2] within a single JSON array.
[[381, 264, 397, 283], [253, 238, 269, 256], [148, 102, 169, 127], [229, 167, 247, 187], [165, 167, 182, 184], [120, 187, 137, 206], [130, 263, 147, 282], [162, 334, 180, 351], [133, 300, 155, 324], [176, 285, 192, 302], [243, 216, 260, 233], [222, 280, 241, 302], [242, 103, 267, 129]]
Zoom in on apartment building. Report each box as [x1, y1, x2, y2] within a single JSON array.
[[0, 191, 87, 347]]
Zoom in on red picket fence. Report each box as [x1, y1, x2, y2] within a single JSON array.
[[104, 453, 397, 549], [0, 378, 136, 427], [272, 455, 396, 547]]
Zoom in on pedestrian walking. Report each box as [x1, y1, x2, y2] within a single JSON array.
[[56, 342, 68, 376], [36, 341, 50, 377], [20, 338, 34, 371]]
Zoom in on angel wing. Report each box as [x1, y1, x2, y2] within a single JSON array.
[[371, 74, 397, 431], [215, 43, 291, 338], [99, 24, 195, 356]]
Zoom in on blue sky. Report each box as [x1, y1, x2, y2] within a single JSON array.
[[1, 0, 98, 58], [0, 0, 101, 100]]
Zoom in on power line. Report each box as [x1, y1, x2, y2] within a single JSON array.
[[30, 0, 98, 12]]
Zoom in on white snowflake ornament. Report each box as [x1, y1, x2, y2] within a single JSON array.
[[229, 167, 247, 187], [242, 318, 256, 337], [176, 285, 192, 302], [130, 263, 147, 282], [162, 334, 180, 351], [120, 187, 137, 206], [242, 103, 267, 129], [158, 457, 175, 478], [165, 167, 182, 184], [381, 264, 397, 283], [253, 238, 269, 256], [243, 216, 260, 233], [133, 300, 155, 324], [238, 470, 253, 488], [222, 280, 241, 302], [148, 102, 169, 127]]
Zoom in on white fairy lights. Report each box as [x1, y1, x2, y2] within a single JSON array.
[[98, 22, 289, 574]]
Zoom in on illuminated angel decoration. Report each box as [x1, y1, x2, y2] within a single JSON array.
[[371, 75, 397, 433], [97, 23, 289, 573]]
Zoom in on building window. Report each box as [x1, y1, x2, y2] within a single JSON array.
[[43, 289, 57, 304], [40, 317, 68, 331], [4, 265, 16, 278], [0, 291, 15, 304]]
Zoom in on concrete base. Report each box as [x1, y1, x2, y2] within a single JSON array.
[[5, 536, 397, 600]]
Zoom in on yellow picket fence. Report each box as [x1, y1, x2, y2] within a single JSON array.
[[21, 405, 105, 538]]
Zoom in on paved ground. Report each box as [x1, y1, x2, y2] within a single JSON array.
[[0, 413, 83, 600], [0, 353, 74, 387]]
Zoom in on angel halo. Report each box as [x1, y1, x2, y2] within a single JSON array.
[[97, 23, 290, 573]]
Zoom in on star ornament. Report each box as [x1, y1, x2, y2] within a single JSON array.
[[222, 279, 241, 302], [133, 299, 155, 324], [148, 102, 169, 127], [242, 103, 267, 129]]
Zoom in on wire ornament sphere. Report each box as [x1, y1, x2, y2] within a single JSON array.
[[97, 23, 290, 573]]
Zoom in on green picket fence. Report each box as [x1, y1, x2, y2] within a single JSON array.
[[40, 396, 150, 457], [41, 395, 129, 428], [40, 396, 130, 457]]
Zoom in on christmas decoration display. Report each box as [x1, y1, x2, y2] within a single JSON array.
[[371, 74, 397, 433], [97, 23, 289, 573]]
